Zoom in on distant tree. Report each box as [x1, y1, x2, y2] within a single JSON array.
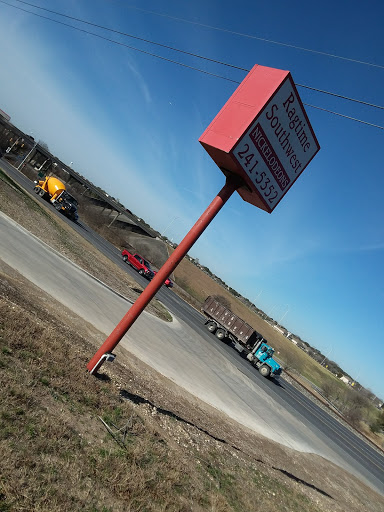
[[312, 352, 323, 364], [359, 387, 375, 401], [228, 287, 240, 297], [307, 348, 316, 359], [38, 140, 50, 152], [212, 295, 231, 310]]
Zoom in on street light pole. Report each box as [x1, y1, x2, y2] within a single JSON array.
[[268, 304, 278, 317], [278, 304, 290, 324], [17, 142, 37, 170]]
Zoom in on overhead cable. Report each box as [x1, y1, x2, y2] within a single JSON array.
[[8, 0, 384, 112], [106, 0, 384, 70], [0, 0, 240, 84], [303, 105, 384, 130], [1, 0, 383, 130]]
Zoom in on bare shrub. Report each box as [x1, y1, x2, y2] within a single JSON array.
[[326, 385, 371, 427], [20, 163, 38, 181], [370, 410, 384, 434], [345, 388, 370, 410], [67, 181, 85, 196], [344, 407, 364, 428], [282, 350, 304, 374], [321, 380, 340, 401]]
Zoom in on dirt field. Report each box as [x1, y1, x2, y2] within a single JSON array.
[[1, 168, 384, 511]]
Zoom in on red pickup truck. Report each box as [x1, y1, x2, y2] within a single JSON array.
[[121, 250, 173, 287], [121, 250, 155, 280]]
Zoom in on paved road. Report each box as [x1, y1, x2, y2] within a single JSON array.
[[1, 159, 384, 497]]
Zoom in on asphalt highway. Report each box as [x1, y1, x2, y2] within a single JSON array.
[[1, 158, 384, 497]]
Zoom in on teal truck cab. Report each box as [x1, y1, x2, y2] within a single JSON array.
[[246, 341, 281, 378]]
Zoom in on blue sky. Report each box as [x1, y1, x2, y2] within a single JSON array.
[[0, 0, 383, 398]]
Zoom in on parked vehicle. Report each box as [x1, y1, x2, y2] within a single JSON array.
[[201, 296, 282, 379], [153, 270, 173, 288], [33, 176, 78, 221], [121, 250, 155, 280]]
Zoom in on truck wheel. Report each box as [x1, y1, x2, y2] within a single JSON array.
[[122, 255, 128, 262], [259, 365, 270, 378], [206, 321, 217, 333], [33, 186, 39, 193], [215, 329, 226, 340], [138, 269, 144, 276], [38, 189, 45, 197]]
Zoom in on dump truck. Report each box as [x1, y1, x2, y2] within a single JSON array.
[[202, 296, 282, 378], [33, 176, 78, 221]]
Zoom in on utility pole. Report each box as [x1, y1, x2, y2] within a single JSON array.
[[320, 347, 333, 366]]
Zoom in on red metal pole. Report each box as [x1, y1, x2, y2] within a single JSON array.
[[87, 175, 241, 374]]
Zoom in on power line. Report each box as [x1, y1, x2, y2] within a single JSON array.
[[12, 0, 250, 73], [9, 0, 384, 112], [303, 104, 384, 130], [0, 0, 239, 84], [1, 0, 383, 130], [294, 84, 384, 111], [106, 0, 384, 70]]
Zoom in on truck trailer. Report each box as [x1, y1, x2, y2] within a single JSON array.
[[202, 296, 282, 379]]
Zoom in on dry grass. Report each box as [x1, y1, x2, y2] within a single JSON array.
[[0, 267, 332, 512], [2, 265, 384, 512]]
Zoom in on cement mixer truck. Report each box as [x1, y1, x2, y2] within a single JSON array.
[[33, 176, 79, 221]]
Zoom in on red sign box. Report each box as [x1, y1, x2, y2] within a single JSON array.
[[199, 65, 320, 213]]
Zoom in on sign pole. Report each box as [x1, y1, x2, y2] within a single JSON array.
[[87, 174, 242, 374]]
